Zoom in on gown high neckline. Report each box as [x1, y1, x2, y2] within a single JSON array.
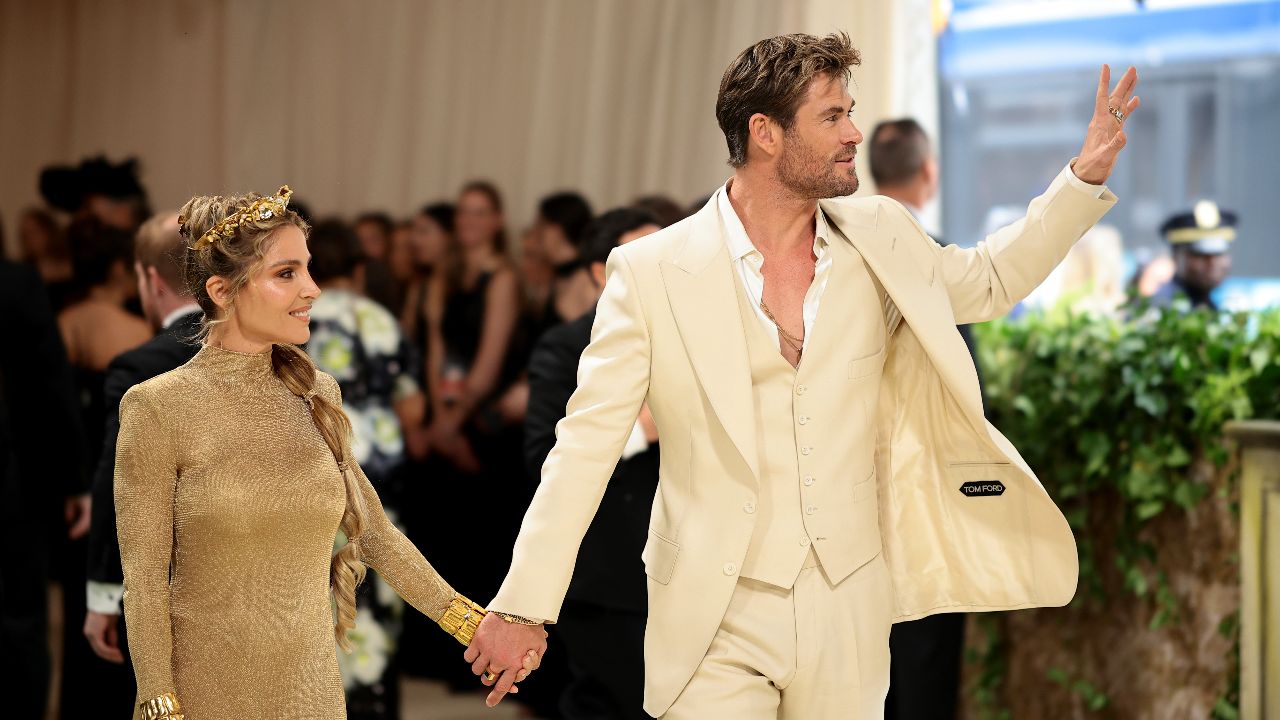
[[188, 342, 277, 384]]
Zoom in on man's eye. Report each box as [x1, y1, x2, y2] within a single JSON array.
[[280, 270, 294, 279]]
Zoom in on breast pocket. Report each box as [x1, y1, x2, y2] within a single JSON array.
[[848, 345, 886, 381]]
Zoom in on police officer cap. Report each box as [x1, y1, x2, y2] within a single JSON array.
[[1160, 200, 1237, 255]]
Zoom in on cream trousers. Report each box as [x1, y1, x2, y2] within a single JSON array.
[[663, 552, 894, 720]]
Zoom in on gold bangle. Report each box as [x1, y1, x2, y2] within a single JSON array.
[[493, 611, 542, 626], [138, 692, 184, 720], [438, 594, 487, 646]]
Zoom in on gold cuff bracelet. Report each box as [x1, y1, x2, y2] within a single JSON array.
[[139, 692, 184, 720], [438, 594, 487, 646]]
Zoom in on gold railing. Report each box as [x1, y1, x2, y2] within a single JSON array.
[[1226, 420, 1280, 720]]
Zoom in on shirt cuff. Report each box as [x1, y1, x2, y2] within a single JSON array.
[[620, 420, 649, 461], [86, 580, 124, 615], [1065, 158, 1108, 199]]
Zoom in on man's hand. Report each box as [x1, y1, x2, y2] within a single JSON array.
[[463, 613, 549, 707], [84, 610, 125, 663], [1072, 65, 1140, 186], [65, 493, 91, 540]]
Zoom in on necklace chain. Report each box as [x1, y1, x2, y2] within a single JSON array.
[[759, 298, 804, 358]]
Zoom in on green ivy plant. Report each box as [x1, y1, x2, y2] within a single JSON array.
[[969, 302, 1280, 717]]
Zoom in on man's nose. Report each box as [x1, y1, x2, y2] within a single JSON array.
[[844, 119, 864, 146]]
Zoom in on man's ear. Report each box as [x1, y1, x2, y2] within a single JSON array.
[[206, 275, 232, 310], [147, 266, 169, 298], [748, 113, 782, 161], [590, 261, 607, 288]]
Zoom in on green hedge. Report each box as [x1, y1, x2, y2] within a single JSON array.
[[969, 302, 1280, 717]]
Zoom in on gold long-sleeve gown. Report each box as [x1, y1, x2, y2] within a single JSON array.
[[114, 344, 457, 719]]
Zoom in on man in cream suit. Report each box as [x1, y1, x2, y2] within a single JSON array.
[[466, 32, 1140, 718]]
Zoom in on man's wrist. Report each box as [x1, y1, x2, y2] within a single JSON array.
[[492, 610, 543, 626], [87, 580, 125, 615]]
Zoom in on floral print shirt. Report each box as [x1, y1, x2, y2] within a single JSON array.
[[305, 289, 419, 485]]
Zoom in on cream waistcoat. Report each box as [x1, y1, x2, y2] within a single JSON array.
[[733, 241, 885, 588]]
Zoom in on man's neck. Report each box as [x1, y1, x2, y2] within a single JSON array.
[[727, 171, 817, 256], [878, 183, 928, 216], [158, 300, 200, 330]]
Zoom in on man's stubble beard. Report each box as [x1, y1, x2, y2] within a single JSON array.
[[778, 132, 859, 200]]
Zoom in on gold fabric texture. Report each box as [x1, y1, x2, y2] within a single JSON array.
[[114, 344, 457, 718]]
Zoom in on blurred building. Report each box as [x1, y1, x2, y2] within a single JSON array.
[[937, 0, 1280, 295]]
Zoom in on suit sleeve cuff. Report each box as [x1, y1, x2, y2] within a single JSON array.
[[619, 420, 649, 461], [87, 580, 124, 614], [1065, 158, 1108, 199]]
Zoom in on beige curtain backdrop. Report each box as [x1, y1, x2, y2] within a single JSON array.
[[0, 0, 937, 255]]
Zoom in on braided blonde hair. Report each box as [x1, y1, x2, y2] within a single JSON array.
[[177, 191, 368, 651]]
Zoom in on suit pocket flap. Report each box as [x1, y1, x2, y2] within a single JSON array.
[[641, 530, 680, 585], [848, 346, 886, 380]]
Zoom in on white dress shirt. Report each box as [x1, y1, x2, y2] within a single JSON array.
[[718, 182, 832, 351]]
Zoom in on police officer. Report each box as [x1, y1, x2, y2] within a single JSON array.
[[1150, 200, 1236, 311]]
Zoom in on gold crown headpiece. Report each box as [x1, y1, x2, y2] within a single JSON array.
[[178, 185, 293, 251]]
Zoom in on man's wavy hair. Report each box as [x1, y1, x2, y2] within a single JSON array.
[[715, 32, 861, 168]]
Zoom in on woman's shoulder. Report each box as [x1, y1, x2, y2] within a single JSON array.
[[121, 362, 208, 412]]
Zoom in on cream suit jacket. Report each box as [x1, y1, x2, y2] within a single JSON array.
[[492, 164, 1117, 716]]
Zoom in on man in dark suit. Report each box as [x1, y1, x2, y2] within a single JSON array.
[[83, 213, 201, 683], [524, 207, 662, 720], [869, 118, 979, 720], [0, 253, 87, 720]]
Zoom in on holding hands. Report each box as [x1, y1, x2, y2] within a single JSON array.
[[1072, 64, 1141, 185], [464, 612, 549, 707]]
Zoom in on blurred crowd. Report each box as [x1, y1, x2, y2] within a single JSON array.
[[0, 155, 692, 720]]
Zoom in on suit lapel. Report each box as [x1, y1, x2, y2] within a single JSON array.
[[660, 200, 760, 483], [821, 199, 986, 427]]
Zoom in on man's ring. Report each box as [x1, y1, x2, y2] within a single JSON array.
[[483, 670, 498, 683], [1108, 105, 1125, 125]]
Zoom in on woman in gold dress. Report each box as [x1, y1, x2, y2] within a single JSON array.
[[113, 187, 543, 719]]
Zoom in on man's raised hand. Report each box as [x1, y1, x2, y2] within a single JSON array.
[[1072, 64, 1140, 186]]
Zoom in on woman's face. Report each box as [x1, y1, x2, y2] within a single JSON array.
[[455, 190, 502, 250], [410, 214, 448, 267], [388, 224, 416, 281], [219, 224, 320, 348]]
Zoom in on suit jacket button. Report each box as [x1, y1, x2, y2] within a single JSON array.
[[743, 502, 756, 514], [723, 563, 738, 576]]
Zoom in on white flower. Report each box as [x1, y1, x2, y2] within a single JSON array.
[[367, 406, 405, 455], [310, 328, 357, 382], [310, 292, 358, 333], [354, 299, 400, 355], [336, 606, 391, 688], [345, 406, 373, 465], [374, 572, 403, 611]]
